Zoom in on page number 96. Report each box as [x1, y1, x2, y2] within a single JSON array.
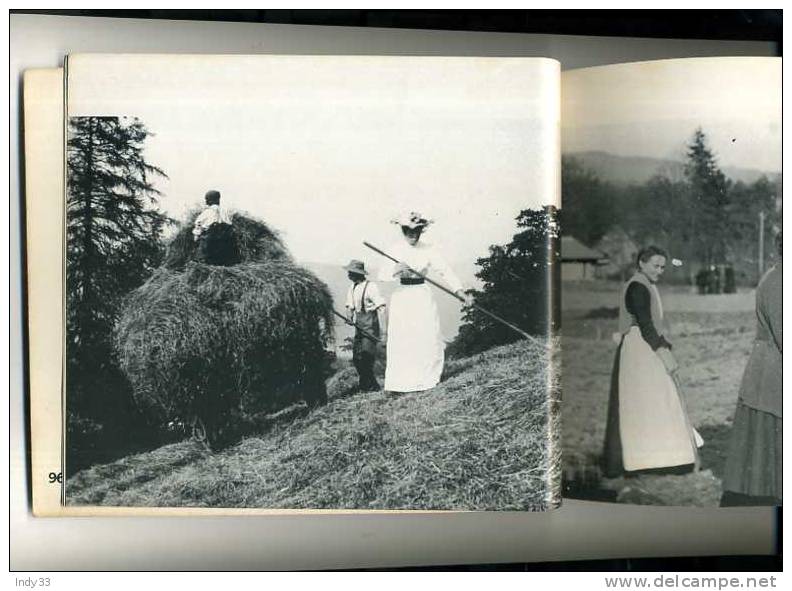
[[48, 472, 63, 484]]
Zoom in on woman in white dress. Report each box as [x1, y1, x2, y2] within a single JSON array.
[[602, 245, 703, 476], [378, 212, 466, 393]]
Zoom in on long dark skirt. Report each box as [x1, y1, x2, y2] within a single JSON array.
[[722, 403, 782, 503], [602, 344, 625, 478]]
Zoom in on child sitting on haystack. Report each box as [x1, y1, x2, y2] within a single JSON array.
[[193, 189, 239, 266]]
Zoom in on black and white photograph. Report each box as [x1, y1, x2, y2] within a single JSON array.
[[62, 55, 561, 511], [560, 57, 782, 507]]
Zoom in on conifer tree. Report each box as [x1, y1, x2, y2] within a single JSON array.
[[66, 116, 170, 458], [684, 128, 732, 266]]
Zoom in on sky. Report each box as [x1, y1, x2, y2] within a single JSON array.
[[67, 54, 560, 281], [562, 57, 781, 173]]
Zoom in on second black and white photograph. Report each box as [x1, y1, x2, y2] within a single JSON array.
[[560, 57, 781, 507]]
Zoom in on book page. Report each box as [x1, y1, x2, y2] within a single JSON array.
[[560, 57, 781, 507], [33, 54, 561, 514], [24, 68, 66, 516]]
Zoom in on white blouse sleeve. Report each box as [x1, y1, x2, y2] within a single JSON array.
[[377, 243, 400, 282], [429, 247, 464, 293], [377, 262, 396, 282]]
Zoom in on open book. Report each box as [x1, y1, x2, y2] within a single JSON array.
[[24, 55, 780, 516]]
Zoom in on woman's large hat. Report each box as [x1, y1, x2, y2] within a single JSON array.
[[343, 259, 368, 276], [391, 211, 433, 229]]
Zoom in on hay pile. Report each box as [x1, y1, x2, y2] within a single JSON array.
[[115, 212, 333, 448], [69, 339, 560, 511], [162, 211, 291, 271]]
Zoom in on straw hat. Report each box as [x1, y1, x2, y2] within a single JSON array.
[[391, 211, 432, 230], [343, 259, 368, 276]]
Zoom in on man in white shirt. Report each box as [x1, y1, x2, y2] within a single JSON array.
[[193, 190, 232, 240], [192, 190, 237, 266], [344, 259, 387, 392]]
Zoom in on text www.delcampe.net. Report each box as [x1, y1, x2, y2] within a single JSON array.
[[604, 576, 778, 590]]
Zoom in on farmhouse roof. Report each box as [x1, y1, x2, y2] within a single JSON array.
[[561, 236, 607, 263]]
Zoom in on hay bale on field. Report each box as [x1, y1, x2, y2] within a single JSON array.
[[115, 212, 333, 449]]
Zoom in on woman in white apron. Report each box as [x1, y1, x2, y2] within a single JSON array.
[[602, 245, 703, 476], [378, 212, 466, 393]]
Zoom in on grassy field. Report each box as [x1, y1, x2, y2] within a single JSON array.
[[66, 339, 559, 511], [562, 280, 756, 506]]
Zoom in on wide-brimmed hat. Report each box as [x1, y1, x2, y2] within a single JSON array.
[[391, 211, 432, 230], [343, 259, 368, 276]]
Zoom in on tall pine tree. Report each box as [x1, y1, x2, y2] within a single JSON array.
[[66, 116, 170, 461], [684, 128, 732, 266]]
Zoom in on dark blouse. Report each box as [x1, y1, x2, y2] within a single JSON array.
[[625, 282, 672, 351]]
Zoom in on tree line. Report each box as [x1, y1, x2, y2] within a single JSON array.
[[560, 129, 781, 285]]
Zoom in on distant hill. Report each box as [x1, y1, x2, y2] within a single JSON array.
[[566, 150, 781, 187]]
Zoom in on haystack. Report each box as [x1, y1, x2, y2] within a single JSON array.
[[162, 210, 291, 270], [115, 212, 334, 448]]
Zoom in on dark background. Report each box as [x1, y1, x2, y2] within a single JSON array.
[[10, 9, 784, 45]]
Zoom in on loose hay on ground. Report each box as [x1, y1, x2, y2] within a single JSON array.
[[68, 339, 558, 511]]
